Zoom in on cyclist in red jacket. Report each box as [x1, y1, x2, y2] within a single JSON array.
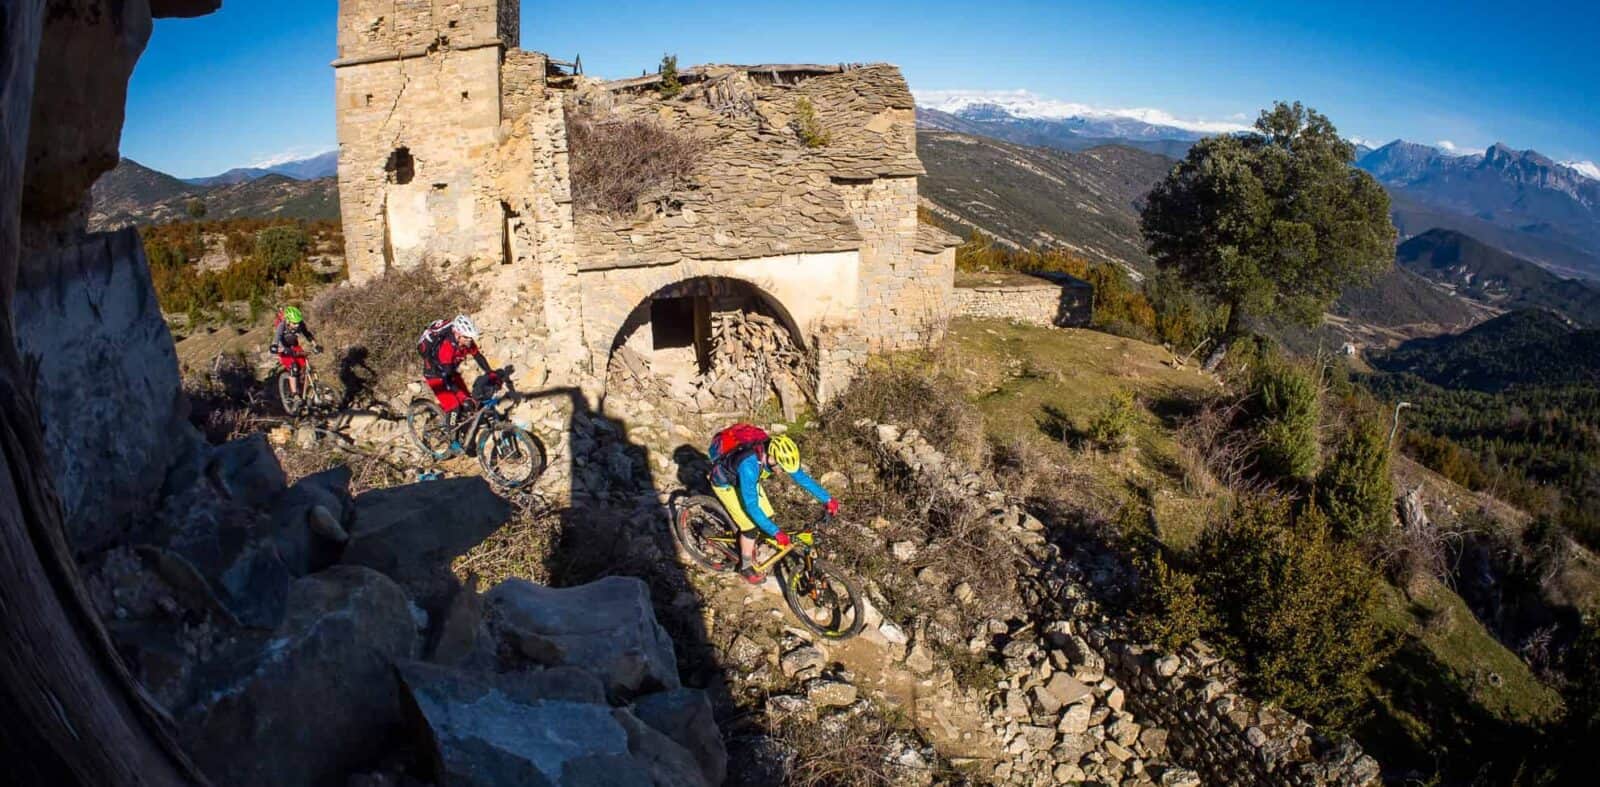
[[418, 314, 498, 427]]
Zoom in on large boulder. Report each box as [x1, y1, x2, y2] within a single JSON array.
[[12, 228, 204, 551], [270, 465, 354, 577], [632, 688, 728, 786], [342, 477, 510, 599], [398, 662, 711, 787], [179, 566, 419, 787], [485, 577, 680, 699]]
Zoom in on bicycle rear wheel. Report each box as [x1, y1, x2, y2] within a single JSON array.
[[671, 495, 741, 573], [406, 399, 452, 459], [478, 424, 547, 488], [777, 557, 865, 639]]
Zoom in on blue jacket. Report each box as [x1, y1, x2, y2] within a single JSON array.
[[708, 441, 831, 537]]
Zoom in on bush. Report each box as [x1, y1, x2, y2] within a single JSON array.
[[1136, 547, 1216, 653], [567, 105, 704, 215], [1251, 356, 1322, 481], [1194, 496, 1392, 728], [311, 267, 475, 383], [1316, 410, 1395, 541], [793, 96, 831, 148], [1088, 390, 1137, 450]]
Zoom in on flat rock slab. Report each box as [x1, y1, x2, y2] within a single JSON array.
[[485, 576, 681, 699], [343, 477, 510, 588], [399, 662, 710, 787]]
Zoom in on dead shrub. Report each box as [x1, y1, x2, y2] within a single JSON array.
[[1176, 397, 1264, 494], [311, 267, 474, 386], [567, 105, 705, 215], [768, 707, 937, 787], [183, 351, 270, 443]]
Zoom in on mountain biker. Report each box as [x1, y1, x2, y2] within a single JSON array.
[[269, 306, 322, 402], [707, 425, 838, 584], [418, 314, 500, 435]]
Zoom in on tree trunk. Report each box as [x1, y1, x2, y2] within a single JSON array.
[[1201, 305, 1242, 373], [0, 0, 206, 783]]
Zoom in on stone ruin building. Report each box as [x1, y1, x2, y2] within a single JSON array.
[[333, 0, 960, 404]]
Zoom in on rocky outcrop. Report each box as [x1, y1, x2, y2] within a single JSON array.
[[179, 566, 420, 787], [399, 661, 716, 787], [342, 476, 511, 600], [869, 421, 1382, 786], [485, 576, 682, 700], [13, 227, 201, 551]]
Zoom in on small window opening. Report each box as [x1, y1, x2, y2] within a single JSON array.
[[461, 91, 470, 101], [384, 147, 414, 185]]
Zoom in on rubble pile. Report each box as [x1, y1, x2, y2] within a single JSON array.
[[607, 309, 814, 419]]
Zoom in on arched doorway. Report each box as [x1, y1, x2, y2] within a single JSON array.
[[606, 277, 813, 415]]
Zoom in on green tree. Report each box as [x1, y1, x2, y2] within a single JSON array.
[[253, 225, 307, 281], [1140, 102, 1394, 357], [658, 53, 682, 99], [185, 198, 207, 220], [1316, 410, 1396, 541]]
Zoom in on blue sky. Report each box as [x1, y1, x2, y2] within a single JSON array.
[[126, 0, 1600, 178]]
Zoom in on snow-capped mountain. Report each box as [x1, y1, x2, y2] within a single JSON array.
[[184, 150, 338, 187], [1564, 160, 1600, 181], [915, 89, 1249, 138]]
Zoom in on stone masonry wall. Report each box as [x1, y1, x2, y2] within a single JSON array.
[[954, 281, 1092, 328], [336, 0, 513, 62], [835, 176, 952, 350], [13, 228, 203, 552]]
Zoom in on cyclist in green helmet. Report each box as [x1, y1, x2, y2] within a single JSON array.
[[270, 305, 322, 402]]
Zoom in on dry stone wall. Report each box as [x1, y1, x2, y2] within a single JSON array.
[[868, 421, 1381, 787], [13, 228, 202, 552], [953, 274, 1093, 328]]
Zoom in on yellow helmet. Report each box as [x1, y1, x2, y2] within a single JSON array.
[[767, 434, 801, 473]]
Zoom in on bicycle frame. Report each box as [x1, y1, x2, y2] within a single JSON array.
[[700, 511, 827, 574]]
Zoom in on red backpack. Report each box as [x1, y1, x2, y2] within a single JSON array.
[[711, 423, 769, 467], [417, 319, 454, 374]]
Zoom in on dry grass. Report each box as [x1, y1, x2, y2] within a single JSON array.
[[183, 350, 271, 443], [452, 492, 565, 587], [567, 105, 705, 215], [768, 707, 935, 787], [311, 267, 475, 386]]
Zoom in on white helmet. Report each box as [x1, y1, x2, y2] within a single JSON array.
[[450, 314, 480, 340]]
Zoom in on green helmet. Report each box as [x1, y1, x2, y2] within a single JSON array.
[[283, 306, 304, 324]]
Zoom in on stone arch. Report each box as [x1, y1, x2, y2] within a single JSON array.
[[605, 275, 808, 381]]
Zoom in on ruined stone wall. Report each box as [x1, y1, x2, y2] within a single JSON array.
[[12, 228, 202, 552], [336, 45, 506, 281], [953, 281, 1093, 328], [336, 0, 514, 61], [835, 176, 952, 350]]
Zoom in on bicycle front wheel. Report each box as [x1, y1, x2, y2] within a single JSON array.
[[671, 495, 741, 573], [406, 398, 452, 459], [477, 424, 547, 488], [276, 372, 300, 416], [777, 557, 865, 639]]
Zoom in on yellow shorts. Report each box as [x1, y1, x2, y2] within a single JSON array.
[[711, 483, 774, 535]]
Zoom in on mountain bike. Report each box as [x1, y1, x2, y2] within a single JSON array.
[[405, 366, 548, 489], [275, 346, 336, 417], [670, 496, 865, 639]]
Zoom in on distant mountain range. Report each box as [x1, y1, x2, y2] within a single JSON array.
[[90, 156, 339, 229], [1356, 141, 1600, 280], [182, 151, 338, 187]]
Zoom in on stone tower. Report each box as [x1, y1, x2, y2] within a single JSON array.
[[333, 0, 523, 277]]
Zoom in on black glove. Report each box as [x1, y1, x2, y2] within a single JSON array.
[[269, 343, 282, 354], [313, 343, 324, 354]]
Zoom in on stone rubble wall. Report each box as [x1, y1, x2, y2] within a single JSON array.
[[13, 228, 203, 552], [953, 282, 1092, 328], [836, 176, 953, 350], [868, 422, 1381, 787], [335, 0, 514, 62]]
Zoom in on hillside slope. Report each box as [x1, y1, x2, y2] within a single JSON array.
[[916, 131, 1173, 272], [90, 159, 339, 229], [1372, 309, 1600, 392], [1396, 229, 1600, 326]]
